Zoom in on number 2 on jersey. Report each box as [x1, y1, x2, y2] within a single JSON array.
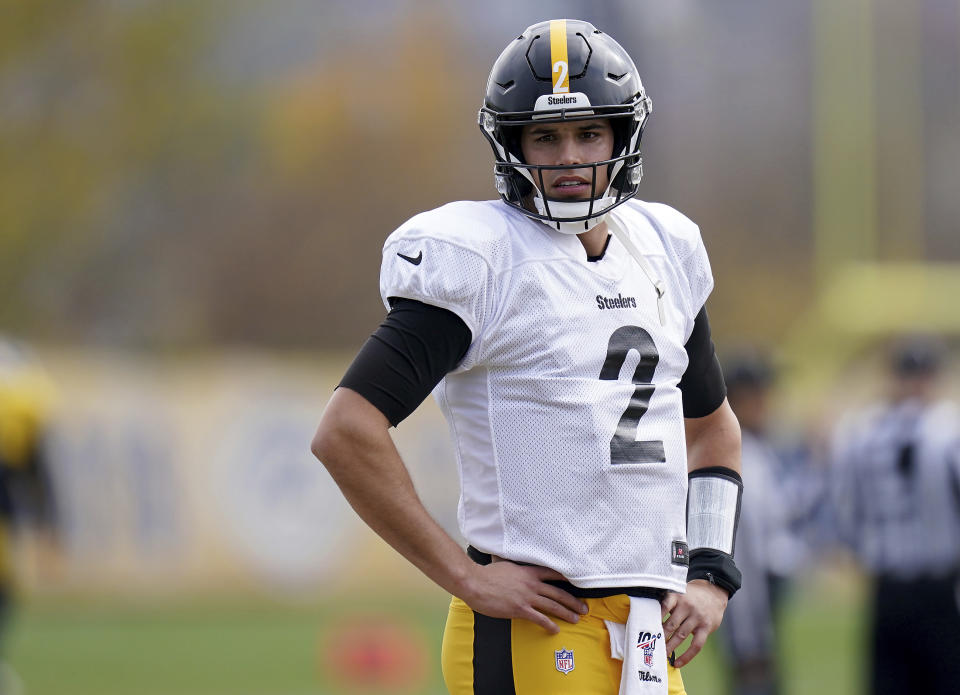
[[599, 325, 666, 464]]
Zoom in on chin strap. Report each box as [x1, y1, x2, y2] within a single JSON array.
[[532, 195, 618, 235], [607, 218, 667, 327]]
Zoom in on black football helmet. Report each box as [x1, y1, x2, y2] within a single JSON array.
[[479, 19, 652, 234]]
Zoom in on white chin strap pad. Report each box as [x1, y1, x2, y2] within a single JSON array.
[[533, 196, 617, 235]]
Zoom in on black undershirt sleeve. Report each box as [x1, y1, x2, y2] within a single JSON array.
[[337, 298, 472, 427], [679, 307, 727, 418]]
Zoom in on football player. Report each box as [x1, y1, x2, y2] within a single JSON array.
[[0, 336, 58, 665], [314, 19, 742, 695]]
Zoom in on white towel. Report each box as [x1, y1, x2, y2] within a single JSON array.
[[604, 596, 669, 695]]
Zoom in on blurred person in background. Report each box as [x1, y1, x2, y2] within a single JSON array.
[[718, 352, 802, 695], [829, 336, 960, 695], [0, 336, 58, 685], [314, 18, 744, 695], [0, 341, 59, 533]]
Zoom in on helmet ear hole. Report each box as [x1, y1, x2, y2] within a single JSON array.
[[610, 154, 643, 192], [607, 118, 640, 191], [610, 117, 636, 162], [512, 173, 533, 198], [497, 124, 534, 202], [499, 125, 525, 163], [494, 163, 534, 202], [510, 172, 533, 201]]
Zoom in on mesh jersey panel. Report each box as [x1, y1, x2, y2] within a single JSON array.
[[381, 199, 715, 591], [380, 203, 511, 372]]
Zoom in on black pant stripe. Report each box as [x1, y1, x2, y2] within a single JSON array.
[[472, 611, 516, 694]]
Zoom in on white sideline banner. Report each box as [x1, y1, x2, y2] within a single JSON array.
[[26, 350, 459, 594]]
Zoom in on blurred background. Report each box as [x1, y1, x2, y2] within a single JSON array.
[[1, 0, 958, 693]]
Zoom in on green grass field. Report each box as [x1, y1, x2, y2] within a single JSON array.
[[4, 569, 866, 695]]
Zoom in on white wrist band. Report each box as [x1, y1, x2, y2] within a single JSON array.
[[687, 469, 742, 555]]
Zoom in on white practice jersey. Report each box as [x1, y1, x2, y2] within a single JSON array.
[[379, 199, 714, 592]]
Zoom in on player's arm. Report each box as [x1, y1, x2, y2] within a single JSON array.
[[661, 307, 743, 667], [312, 299, 587, 633]]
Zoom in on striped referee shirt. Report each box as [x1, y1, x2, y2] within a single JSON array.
[[830, 397, 960, 579]]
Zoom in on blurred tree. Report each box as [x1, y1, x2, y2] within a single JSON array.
[[0, 1, 487, 349], [190, 7, 486, 348], [0, 1, 247, 344], [0, 0, 955, 351]]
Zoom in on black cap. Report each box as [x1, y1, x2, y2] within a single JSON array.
[[723, 351, 774, 391], [890, 336, 943, 376]]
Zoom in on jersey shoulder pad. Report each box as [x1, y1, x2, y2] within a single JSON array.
[[627, 200, 714, 316], [386, 201, 513, 259], [629, 200, 703, 257], [380, 201, 510, 339]]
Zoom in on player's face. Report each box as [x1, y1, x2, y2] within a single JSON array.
[[520, 119, 615, 201], [892, 372, 937, 402]]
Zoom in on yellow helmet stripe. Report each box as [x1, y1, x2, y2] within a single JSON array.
[[549, 19, 570, 93]]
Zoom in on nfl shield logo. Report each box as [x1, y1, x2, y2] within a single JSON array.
[[637, 633, 660, 668], [555, 648, 575, 674]]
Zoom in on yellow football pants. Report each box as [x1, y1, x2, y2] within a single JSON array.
[[441, 594, 687, 694]]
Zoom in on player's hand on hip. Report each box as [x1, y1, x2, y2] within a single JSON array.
[[660, 579, 728, 668], [461, 561, 589, 634]]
